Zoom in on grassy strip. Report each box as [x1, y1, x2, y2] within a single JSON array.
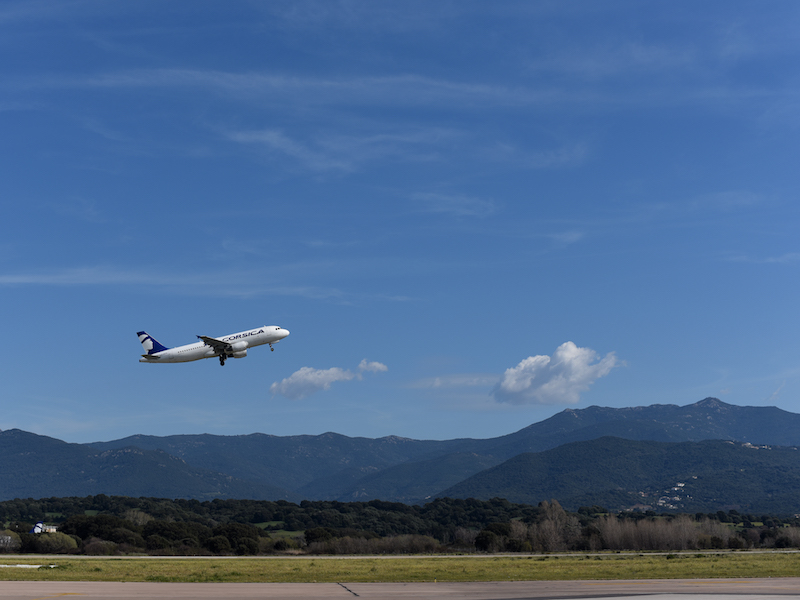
[[1, 553, 799, 583]]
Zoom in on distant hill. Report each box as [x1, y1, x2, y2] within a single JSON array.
[[86, 398, 800, 504], [439, 436, 800, 514], [0, 429, 297, 502], [340, 397, 800, 502], [5, 398, 800, 511], [89, 431, 464, 495]]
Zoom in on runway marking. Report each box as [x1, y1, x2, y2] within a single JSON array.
[[586, 580, 752, 586], [586, 582, 653, 586], [338, 582, 360, 596], [30, 595, 84, 599]]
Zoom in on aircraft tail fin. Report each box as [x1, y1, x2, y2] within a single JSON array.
[[137, 331, 169, 355], [30, 522, 43, 534]]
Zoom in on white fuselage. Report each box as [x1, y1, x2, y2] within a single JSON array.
[[139, 326, 289, 363]]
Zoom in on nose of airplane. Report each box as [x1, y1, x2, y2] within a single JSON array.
[[280, 328, 290, 339]]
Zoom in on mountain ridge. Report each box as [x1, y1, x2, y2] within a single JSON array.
[[5, 398, 800, 510], [0, 428, 298, 502]]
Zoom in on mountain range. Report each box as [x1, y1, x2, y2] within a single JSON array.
[[3, 397, 800, 512]]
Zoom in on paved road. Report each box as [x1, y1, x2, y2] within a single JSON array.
[[2, 579, 800, 599]]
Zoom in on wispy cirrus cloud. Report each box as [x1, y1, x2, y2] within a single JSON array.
[[226, 127, 455, 172], [527, 42, 698, 81], [270, 359, 388, 400], [411, 192, 497, 217], [0, 266, 351, 300], [49, 197, 105, 223], [14, 63, 766, 110], [690, 190, 762, 212], [728, 252, 800, 264], [548, 230, 584, 245], [225, 129, 353, 172], [9, 69, 545, 108], [410, 374, 499, 389], [20, 65, 751, 117], [484, 141, 588, 170]]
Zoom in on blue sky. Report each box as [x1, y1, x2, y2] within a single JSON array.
[[3, 1, 800, 444]]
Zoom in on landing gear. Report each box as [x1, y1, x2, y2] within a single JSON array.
[[219, 356, 226, 366], [269, 343, 275, 352]]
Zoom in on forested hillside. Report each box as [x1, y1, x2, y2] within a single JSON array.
[[4, 398, 800, 509], [0, 429, 295, 501], [440, 437, 800, 513]]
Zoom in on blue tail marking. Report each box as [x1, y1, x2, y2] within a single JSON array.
[[137, 331, 170, 354]]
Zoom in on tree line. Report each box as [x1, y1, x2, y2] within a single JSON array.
[[2, 495, 800, 555]]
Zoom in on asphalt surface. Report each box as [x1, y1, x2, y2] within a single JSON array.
[[2, 579, 800, 599]]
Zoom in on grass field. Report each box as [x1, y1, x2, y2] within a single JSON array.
[[1, 552, 800, 583]]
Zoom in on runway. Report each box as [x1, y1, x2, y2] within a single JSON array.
[[2, 578, 800, 599]]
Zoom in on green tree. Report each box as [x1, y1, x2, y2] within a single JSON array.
[[474, 530, 498, 552], [34, 532, 78, 554], [206, 535, 232, 554]]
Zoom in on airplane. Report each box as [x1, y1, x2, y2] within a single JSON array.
[[137, 325, 290, 366], [29, 522, 43, 534]]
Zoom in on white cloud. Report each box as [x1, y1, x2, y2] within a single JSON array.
[[358, 359, 388, 373], [492, 342, 621, 405], [271, 359, 387, 400], [270, 367, 355, 400]]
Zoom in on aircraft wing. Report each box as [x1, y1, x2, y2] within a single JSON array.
[[197, 335, 231, 353]]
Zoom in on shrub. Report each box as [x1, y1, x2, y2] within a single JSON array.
[[474, 530, 499, 552], [83, 537, 118, 555], [272, 538, 290, 552], [236, 538, 259, 555], [205, 535, 232, 554], [774, 536, 792, 549], [305, 527, 335, 544], [34, 532, 78, 554], [505, 538, 532, 553], [145, 534, 171, 552], [485, 523, 512, 537]]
